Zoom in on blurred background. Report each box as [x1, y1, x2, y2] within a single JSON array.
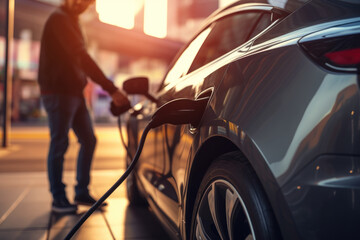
[[0, 0, 238, 125], [0, 2, 245, 237], [0, 2, 244, 238]]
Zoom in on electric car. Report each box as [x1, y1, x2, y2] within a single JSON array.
[[122, 0, 360, 239]]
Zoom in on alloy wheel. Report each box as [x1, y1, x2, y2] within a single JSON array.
[[194, 179, 255, 240]]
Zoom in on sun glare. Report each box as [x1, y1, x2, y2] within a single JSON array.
[[96, 0, 135, 29], [96, 0, 167, 38], [144, 0, 168, 38]]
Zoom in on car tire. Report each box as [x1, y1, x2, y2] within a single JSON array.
[[190, 151, 281, 240]]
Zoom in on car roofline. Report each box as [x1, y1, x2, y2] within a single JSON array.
[[213, 0, 310, 15]]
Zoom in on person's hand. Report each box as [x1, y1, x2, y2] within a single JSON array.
[[111, 89, 130, 107]]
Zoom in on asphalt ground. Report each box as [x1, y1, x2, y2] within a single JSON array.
[[0, 124, 127, 172], [0, 124, 171, 240]]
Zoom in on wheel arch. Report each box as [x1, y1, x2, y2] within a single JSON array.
[[184, 133, 299, 239], [184, 136, 239, 239]]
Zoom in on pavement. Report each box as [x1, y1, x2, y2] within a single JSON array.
[[0, 124, 171, 240]]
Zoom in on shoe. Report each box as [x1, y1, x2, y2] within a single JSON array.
[[52, 197, 77, 214], [74, 193, 108, 207]]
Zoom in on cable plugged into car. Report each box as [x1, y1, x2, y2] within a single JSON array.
[[64, 96, 209, 240], [150, 97, 209, 128]]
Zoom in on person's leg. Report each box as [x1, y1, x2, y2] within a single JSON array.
[[42, 95, 77, 200], [72, 97, 97, 197]]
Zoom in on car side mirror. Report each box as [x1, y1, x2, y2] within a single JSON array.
[[123, 77, 149, 95], [123, 77, 157, 103]]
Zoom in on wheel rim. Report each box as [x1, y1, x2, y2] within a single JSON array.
[[194, 179, 255, 240]]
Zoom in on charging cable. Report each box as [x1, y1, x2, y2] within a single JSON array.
[[65, 119, 153, 240], [64, 97, 209, 239]]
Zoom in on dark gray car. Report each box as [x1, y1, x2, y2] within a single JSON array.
[[122, 0, 360, 239]]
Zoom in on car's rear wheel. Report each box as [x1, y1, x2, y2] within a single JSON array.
[[190, 152, 281, 240]]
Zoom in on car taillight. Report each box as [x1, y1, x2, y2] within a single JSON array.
[[325, 48, 360, 66], [299, 23, 360, 73]]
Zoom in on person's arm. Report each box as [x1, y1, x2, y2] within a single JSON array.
[[79, 51, 117, 94], [50, 11, 117, 94], [49, 11, 130, 107], [80, 52, 130, 106]]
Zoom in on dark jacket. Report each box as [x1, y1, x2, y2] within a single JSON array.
[[38, 7, 117, 96]]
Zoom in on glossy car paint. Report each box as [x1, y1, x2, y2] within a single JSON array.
[[125, 0, 360, 239]]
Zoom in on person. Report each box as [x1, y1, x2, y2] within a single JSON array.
[[38, 0, 130, 213]]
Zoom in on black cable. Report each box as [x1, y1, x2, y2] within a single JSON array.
[[65, 97, 208, 239], [64, 121, 153, 240]]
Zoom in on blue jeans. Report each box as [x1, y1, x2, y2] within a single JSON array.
[[41, 95, 97, 200]]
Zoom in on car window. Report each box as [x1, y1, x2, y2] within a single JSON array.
[[188, 11, 263, 73], [162, 26, 214, 88], [248, 13, 272, 39]]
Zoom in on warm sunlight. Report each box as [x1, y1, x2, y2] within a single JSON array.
[[96, 0, 137, 29], [143, 0, 168, 38], [95, 0, 167, 38], [219, 0, 238, 7]]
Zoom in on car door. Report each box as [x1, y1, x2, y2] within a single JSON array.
[[151, 9, 275, 230], [128, 23, 214, 207]]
